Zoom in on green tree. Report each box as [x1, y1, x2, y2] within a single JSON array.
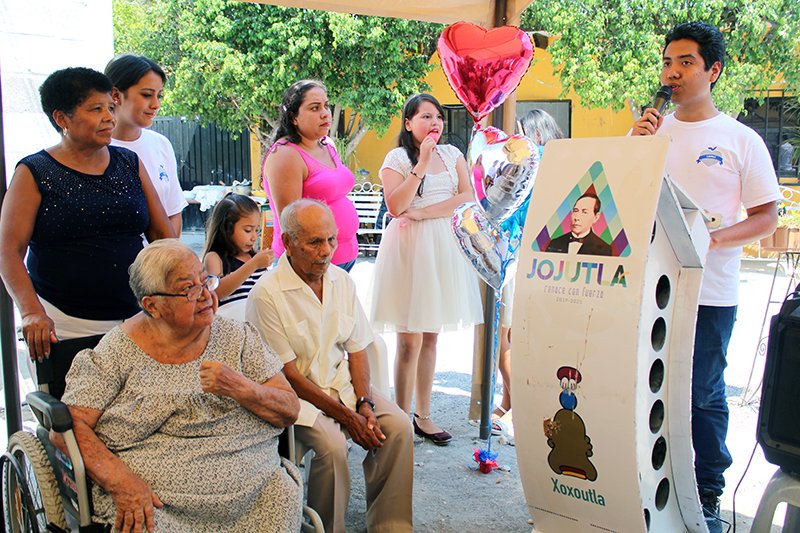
[[520, 0, 800, 117], [113, 0, 441, 162]]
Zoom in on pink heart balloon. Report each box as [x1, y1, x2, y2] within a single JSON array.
[[438, 22, 534, 123]]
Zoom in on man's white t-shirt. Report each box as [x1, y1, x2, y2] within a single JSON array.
[[659, 113, 781, 306], [111, 128, 188, 218]]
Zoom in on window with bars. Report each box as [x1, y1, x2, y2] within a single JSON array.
[[738, 92, 799, 183]]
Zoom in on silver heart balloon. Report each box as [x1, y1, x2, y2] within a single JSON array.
[[452, 202, 514, 291], [475, 135, 540, 225], [469, 126, 508, 202]]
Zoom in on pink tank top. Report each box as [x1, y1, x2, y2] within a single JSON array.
[[264, 137, 359, 265]]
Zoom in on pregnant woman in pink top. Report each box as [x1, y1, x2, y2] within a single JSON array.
[[263, 80, 359, 271]]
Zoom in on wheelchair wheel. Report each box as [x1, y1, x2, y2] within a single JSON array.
[[3, 431, 67, 532]]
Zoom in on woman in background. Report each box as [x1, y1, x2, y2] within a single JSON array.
[[262, 80, 359, 272], [369, 93, 482, 445], [106, 54, 188, 237], [493, 108, 565, 433]]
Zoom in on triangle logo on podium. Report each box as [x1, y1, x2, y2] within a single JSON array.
[[533, 161, 630, 257]]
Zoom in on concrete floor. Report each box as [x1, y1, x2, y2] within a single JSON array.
[[2, 232, 797, 531]]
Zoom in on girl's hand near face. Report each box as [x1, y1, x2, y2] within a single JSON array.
[[418, 135, 437, 165]]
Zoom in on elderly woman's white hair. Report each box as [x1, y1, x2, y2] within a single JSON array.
[[280, 198, 335, 243], [129, 239, 197, 311]]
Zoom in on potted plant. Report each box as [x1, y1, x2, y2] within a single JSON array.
[[762, 209, 800, 250]]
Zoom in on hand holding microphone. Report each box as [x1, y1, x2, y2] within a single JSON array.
[[652, 85, 673, 115], [633, 85, 673, 136]]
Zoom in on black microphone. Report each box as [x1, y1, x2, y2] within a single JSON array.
[[652, 85, 673, 115]]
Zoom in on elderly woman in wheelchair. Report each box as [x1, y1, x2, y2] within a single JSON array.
[[4, 239, 305, 532]]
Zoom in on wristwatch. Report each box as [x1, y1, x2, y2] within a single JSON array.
[[356, 396, 376, 411]]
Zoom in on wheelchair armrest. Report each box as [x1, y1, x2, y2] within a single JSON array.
[[26, 391, 73, 433]]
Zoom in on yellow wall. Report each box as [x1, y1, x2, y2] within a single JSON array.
[[250, 133, 263, 189], [354, 47, 636, 183]]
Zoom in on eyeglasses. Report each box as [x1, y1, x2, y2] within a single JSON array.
[[149, 276, 220, 302]]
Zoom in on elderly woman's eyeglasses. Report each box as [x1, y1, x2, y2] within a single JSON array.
[[150, 276, 220, 302]]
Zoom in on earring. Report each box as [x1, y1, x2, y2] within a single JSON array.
[[62, 127, 68, 137]]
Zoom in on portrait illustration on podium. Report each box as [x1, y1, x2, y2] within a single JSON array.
[[545, 366, 598, 482], [533, 161, 630, 258]]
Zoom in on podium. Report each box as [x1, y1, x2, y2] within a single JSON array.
[[512, 136, 711, 532]]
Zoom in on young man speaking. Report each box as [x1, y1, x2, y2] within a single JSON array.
[[633, 21, 780, 533]]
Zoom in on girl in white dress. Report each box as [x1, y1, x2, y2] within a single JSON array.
[[369, 94, 482, 444]]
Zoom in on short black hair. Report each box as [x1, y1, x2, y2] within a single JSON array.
[[105, 54, 166, 94], [664, 21, 726, 90], [576, 193, 601, 215], [39, 67, 113, 132]]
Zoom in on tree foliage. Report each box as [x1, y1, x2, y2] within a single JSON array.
[[113, 0, 442, 160], [520, 0, 800, 116]]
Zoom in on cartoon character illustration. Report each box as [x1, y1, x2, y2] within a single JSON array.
[[558, 365, 581, 410], [545, 366, 598, 481]]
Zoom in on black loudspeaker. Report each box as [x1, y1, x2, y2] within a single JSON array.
[[758, 289, 800, 475]]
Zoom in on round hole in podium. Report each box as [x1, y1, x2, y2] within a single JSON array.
[[651, 317, 667, 351], [649, 399, 665, 433], [649, 358, 665, 393], [655, 477, 670, 511], [644, 508, 651, 531], [652, 436, 667, 470], [655, 275, 671, 309]]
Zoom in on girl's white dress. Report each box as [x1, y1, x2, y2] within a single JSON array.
[[368, 145, 483, 333]]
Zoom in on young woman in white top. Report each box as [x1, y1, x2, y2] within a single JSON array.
[[105, 54, 188, 236]]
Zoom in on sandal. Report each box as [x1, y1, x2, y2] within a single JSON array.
[[492, 405, 509, 419], [468, 417, 507, 436]]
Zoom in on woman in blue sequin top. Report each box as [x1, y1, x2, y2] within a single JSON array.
[[0, 67, 174, 398]]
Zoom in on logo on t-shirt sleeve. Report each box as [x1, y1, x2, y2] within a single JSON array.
[[697, 146, 723, 167]]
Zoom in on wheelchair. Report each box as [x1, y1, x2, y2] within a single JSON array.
[[2, 390, 325, 533], [2, 391, 100, 533]]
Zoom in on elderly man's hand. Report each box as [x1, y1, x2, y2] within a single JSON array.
[[199, 360, 245, 398], [110, 472, 163, 533], [345, 406, 385, 451]]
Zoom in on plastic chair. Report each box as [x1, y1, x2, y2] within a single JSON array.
[[285, 426, 324, 533], [751, 469, 800, 532]]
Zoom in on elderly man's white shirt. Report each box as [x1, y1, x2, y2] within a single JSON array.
[[246, 254, 374, 426]]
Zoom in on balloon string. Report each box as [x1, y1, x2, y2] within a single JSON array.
[[487, 292, 502, 455]]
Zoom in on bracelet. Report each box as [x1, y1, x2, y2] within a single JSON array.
[[356, 397, 376, 411], [410, 170, 424, 180]]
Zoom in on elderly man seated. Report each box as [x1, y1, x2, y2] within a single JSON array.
[[246, 198, 413, 533]]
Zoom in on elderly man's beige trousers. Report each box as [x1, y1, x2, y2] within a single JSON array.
[[294, 388, 414, 533]]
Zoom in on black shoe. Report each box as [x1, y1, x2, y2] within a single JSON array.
[[413, 414, 452, 445], [699, 489, 723, 533]]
